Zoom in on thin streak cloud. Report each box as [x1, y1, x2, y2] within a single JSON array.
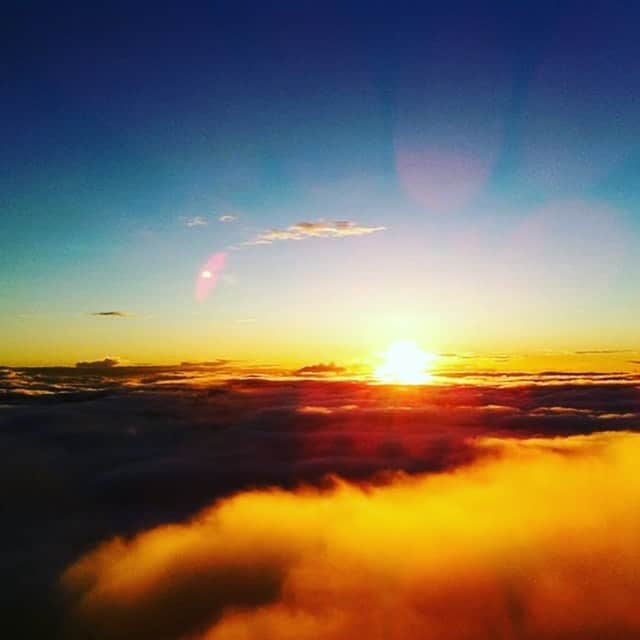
[[244, 220, 386, 245], [573, 349, 635, 355], [89, 311, 136, 318]]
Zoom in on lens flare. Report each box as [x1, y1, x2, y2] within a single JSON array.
[[195, 253, 227, 302]]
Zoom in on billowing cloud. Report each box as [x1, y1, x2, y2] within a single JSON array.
[[89, 311, 135, 318], [75, 357, 121, 369], [185, 216, 208, 227], [62, 431, 640, 639], [245, 220, 386, 245], [2, 370, 640, 636], [218, 215, 238, 223]]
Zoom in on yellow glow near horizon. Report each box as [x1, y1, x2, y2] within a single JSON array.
[[374, 340, 436, 384]]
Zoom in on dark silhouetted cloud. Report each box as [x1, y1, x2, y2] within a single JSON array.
[[75, 358, 121, 369], [294, 362, 346, 376], [89, 311, 135, 318]]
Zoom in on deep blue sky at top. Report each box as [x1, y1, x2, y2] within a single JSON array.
[[5, 1, 638, 232], [2, 1, 640, 362]]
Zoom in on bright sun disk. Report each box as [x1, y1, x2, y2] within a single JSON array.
[[374, 340, 435, 385]]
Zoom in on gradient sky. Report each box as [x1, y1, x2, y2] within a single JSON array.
[[2, 1, 640, 366]]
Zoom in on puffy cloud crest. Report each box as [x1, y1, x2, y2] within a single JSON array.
[[61, 431, 640, 640]]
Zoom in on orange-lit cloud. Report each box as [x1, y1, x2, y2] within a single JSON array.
[[62, 431, 640, 639], [245, 220, 385, 245]]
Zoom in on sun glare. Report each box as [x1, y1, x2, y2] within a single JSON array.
[[374, 340, 435, 384]]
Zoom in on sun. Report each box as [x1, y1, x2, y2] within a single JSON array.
[[374, 340, 436, 385]]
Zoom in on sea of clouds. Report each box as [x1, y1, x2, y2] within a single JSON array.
[[1, 364, 639, 638]]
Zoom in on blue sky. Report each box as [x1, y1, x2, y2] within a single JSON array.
[[2, 1, 640, 364]]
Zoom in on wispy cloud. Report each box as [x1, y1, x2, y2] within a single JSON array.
[[218, 215, 238, 223], [574, 349, 634, 355], [184, 216, 208, 227], [245, 220, 386, 245], [89, 311, 136, 318]]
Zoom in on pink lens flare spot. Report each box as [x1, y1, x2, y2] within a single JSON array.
[[195, 252, 227, 302]]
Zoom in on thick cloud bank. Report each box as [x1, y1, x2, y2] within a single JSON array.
[[1, 366, 639, 637], [63, 431, 640, 639]]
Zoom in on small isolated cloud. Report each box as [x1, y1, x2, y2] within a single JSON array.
[[245, 220, 386, 245], [75, 357, 121, 369], [298, 405, 333, 414], [179, 359, 231, 369], [185, 216, 208, 227], [294, 362, 346, 376], [218, 215, 238, 223], [89, 311, 135, 318]]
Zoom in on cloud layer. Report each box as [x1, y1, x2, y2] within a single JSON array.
[[1, 368, 639, 637], [63, 431, 640, 639]]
